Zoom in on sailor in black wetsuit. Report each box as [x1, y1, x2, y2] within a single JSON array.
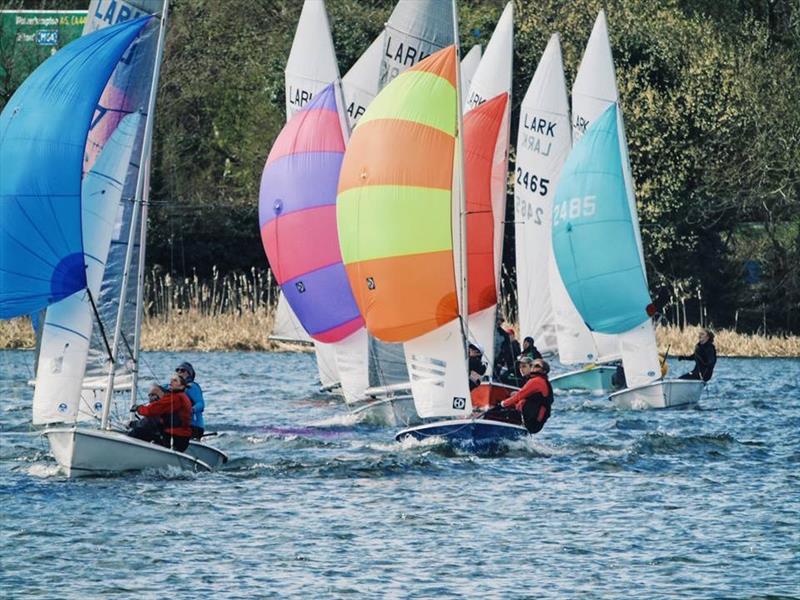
[[678, 329, 717, 382], [468, 343, 487, 391]]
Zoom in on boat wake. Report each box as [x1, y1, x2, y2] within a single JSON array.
[[308, 412, 363, 428], [24, 462, 62, 478]]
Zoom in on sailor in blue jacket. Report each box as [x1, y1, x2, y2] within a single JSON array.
[[171, 362, 205, 439]]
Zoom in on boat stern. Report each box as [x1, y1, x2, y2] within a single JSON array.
[[609, 379, 704, 410]]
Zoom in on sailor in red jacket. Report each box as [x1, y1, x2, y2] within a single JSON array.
[[500, 357, 553, 434], [129, 375, 193, 452]]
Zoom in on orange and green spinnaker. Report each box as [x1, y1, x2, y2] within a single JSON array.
[[336, 46, 458, 343]]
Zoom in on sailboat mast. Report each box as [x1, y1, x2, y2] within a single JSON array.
[[100, 6, 169, 430], [131, 0, 170, 407], [452, 0, 469, 347]]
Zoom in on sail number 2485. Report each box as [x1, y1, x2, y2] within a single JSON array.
[[552, 196, 596, 226]]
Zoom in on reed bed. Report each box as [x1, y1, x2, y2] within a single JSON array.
[[2, 268, 798, 356], [655, 324, 800, 359], [0, 318, 36, 349], [4, 316, 798, 356]]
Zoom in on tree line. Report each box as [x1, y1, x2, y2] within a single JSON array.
[[3, 0, 799, 333]]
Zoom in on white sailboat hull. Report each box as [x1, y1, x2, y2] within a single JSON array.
[[43, 427, 213, 478], [185, 440, 228, 469], [609, 379, 704, 410]]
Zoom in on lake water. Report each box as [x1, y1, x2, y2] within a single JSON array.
[[1, 349, 799, 598]]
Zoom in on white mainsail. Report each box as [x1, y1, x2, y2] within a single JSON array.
[[462, 2, 513, 365], [380, 0, 453, 89], [571, 11, 660, 383], [464, 2, 512, 111], [460, 44, 481, 96], [571, 10, 619, 144], [571, 10, 623, 363], [515, 34, 599, 363], [342, 34, 383, 130], [285, 0, 340, 118], [33, 115, 141, 425], [81, 0, 163, 391]]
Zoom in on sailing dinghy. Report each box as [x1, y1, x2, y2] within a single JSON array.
[[551, 14, 704, 410], [513, 32, 618, 395], [460, 2, 519, 410], [1, 8, 225, 476], [337, 22, 528, 450]]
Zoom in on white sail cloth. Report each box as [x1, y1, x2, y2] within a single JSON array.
[[462, 1, 513, 365], [33, 115, 140, 424], [404, 319, 472, 419], [515, 34, 580, 358], [379, 0, 453, 89], [285, 0, 340, 118]]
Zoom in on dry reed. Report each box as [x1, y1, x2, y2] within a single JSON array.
[[2, 268, 798, 356]]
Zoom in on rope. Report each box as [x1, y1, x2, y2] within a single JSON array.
[[87, 288, 114, 362]]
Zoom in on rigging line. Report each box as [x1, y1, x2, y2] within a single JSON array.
[[87, 288, 114, 363], [136, 348, 161, 381], [119, 328, 135, 364]]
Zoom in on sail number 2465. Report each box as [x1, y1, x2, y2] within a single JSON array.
[[552, 196, 596, 226], [516, 168, 549, 196]]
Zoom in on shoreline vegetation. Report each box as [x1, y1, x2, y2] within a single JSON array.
[[1, 313, 798, 358]]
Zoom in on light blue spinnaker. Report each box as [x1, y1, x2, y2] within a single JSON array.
[[0, 16, 152, 319], [551, 103, 652, 335]]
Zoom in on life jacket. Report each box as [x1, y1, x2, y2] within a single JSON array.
[[520, 375, 553, 434], [138, 392, 193, 438]]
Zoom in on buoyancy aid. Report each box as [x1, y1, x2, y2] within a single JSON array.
[[502, 373, 553, 434], [138, 392, 192, 438]]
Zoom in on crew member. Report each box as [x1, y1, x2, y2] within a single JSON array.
[[678, 329, 717, 382], [131, 376, 193, 452], [500, 357, 553, 434], [468, 343, 487, 391]]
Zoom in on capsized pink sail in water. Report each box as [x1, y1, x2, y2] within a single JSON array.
[[259, 83, 364, 343]]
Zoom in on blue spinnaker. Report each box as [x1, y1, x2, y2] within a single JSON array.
[[551, 103, 652, 334], [0, 16, 152, 319]]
